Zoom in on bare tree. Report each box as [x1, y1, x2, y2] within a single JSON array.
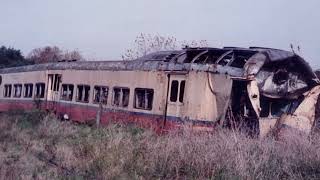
[[181, 40, 208, 48], [122, 33, 209, 60], [28, 46, 63, 64], [122, 33, 178, 60], [62, 50, 84, 61], [28, 46, 84, 63]]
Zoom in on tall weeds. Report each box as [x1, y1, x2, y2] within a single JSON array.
[[0, 111, 320, 179]]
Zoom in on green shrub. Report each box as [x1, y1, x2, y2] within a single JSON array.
[[13, 110, 46, 129]]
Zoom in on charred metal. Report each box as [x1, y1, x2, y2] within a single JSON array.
[[136, 47, 320, 136]]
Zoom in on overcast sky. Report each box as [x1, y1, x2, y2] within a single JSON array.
[[1, 0, 320, 67]]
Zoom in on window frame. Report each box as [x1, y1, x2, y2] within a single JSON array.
[[134, 88, 154, 111], [169, 80, 186, 104], [170, 80, 179, 102], [93, 85, 109, 104], [13, 84, 22, 98], [76, 84, 90, 103], [35, 82, 46, 99], [4, 84, 12, 98], [60, 84, 74, 101], [23, 83, 33, 98], [112, 87, 130, 108]]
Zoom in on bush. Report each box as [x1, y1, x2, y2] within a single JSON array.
[[8, 109, 46, 129]]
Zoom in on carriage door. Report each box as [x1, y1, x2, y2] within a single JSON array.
[[47, 74, 62, 110], [166, 74, 187, 122]]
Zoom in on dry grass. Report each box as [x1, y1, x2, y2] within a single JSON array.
[[0, 110, 320, 179]]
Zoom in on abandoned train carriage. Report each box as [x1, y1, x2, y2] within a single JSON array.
[[0, 47, 319, 136]]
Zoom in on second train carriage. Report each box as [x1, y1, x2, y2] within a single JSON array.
[[0, 47, 319, 135]]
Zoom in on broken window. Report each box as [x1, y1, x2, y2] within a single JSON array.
[[134, 88, 154, 110], [76, 85, 90, 103], [229, 51, 255, 68], [218, 54, 233, 66], [24, 84, 33, 98], [93, 86, 108, 104], [4, 84, 12, 98], [13, 84, 22, 98], [206, 51, 228, 64], [193, 53, 210, 64], [170, 80, 186, 103], [229, 56, 247, 68], [35, 83, 45, 98], [270, 101, 291, 117], [260, 97, 302, 118], [113, 87, 130, 108], [176, 53, 187, 63], [61, 84, 74, 101]]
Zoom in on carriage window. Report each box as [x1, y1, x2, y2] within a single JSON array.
[[61, 84, 74, 101], [35, 83, 45, 98], [4, 84, 12, 98], [93, 86, 108, 104], [53, 74, 61, 91], [76, 85, 90, 103], [24, 84, 33, 98], [170, 80, 186, 103], [113, 87, 130, 108], [49, 75, 54, 90], [179, 81, 185, 103], [13, 84, 22, 98], [170, 80, 179, 102], [134, 88, 154, 110]]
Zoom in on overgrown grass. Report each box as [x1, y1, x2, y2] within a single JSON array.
[[0, 110, 320, 179]]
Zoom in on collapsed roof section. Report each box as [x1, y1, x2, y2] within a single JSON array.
[[137, 47, 319, 99]]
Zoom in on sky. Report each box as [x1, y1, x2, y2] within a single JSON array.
[[1, 0, 320, 68]]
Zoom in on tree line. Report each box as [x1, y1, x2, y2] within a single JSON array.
[[0, 46, 84, 68], [0, 46, 31, 68]]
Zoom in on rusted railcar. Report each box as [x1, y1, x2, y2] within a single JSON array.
[[0, 47, 319, 136]]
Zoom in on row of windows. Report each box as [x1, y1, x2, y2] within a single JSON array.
[[4, 83, 45, 98], [3, 80, 186, 111], [60, 84, 154, 110]]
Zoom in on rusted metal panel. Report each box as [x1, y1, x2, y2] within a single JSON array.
[[259, 118, 278, 137], [247, 80, 261, 117], [278, 85, 320, 134], [209, 73, 233, 123]]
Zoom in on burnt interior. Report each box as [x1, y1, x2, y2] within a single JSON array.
[[260, 96, 303, 118], [225, 80, 259, 136], [136, 47, 319, 134], [226, 80, 304, 136], [261, 56, 315, 86]]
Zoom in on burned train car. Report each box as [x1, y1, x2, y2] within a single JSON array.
[[0, 47, 318, 136]]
